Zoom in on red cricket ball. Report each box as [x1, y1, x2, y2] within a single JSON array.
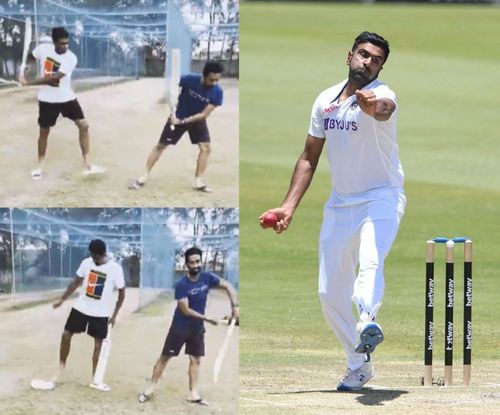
[[262, 213, 278, 229]]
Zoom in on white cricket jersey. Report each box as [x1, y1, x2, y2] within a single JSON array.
[[73, 257, 125, 318], [309, 78, 404, 204], [32, 43, 77, 103]]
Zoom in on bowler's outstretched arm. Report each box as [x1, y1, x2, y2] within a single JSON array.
[[259, 135, 324, 233]]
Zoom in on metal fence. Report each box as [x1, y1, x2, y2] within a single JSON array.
[[0, 208, 239, 308], [0, 0, 239, 83]]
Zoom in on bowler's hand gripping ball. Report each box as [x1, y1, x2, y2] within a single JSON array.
[[262, 213, 278, 229]]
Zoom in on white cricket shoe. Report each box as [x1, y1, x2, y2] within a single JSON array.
[[354, 321, 384, 354], [336, 361, 374, 391]]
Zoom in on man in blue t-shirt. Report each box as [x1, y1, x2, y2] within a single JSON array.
[[130, 62, 224, 192], [138, 246, 239, 406]]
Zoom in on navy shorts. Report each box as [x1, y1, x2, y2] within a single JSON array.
[[38, 99, 85, 128], [161, 326, 205, 357], [158, 119, 210, 146], [64, 308, 109, 339]]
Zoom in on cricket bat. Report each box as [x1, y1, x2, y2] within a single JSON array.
[[0, 79, 21, 86], [168, 48, 181, 131], [213, 318, 236, 383], [19, 17, 32, 74], [91, 326, 112, 390]]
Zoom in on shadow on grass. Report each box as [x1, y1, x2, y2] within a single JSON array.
[[270, 387, 408, 406], [355, 388, 409, 405]]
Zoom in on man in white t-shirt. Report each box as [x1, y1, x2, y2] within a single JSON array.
[[52, 239, 125, 391], [18, 27, 104, 179], [260, 32, 406, 391]]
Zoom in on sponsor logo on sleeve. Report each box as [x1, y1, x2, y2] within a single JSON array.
[[323, 104, 338, 115]]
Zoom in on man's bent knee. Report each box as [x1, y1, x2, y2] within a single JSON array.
[[75, 120, 89, 132], [39, 128, 50, 138], [155, 143, 167, 152], [157, 354, 170, 365], [189, 355, 201, 365], [199, 143, 211, 154], [61, 330, 73, 341]]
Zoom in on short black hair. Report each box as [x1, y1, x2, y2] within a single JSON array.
[[352, 31, 390, 63], [89, 239, 106, 256], [184, 246, 203, 263], [203, 61, 223, 77], [52, 27, 69, 43]]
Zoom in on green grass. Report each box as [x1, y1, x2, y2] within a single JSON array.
[[240, 0, 500, 386]]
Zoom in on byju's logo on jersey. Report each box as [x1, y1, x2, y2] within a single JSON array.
[[324, 118, 358, 131], [86, 270, 106, 300]]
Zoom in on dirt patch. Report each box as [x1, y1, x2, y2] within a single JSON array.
[[0, 77, 238, 207], [0, 288, 238, 414]]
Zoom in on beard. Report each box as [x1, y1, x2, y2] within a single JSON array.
[[189, 267, 201, 276], [349, 67, 373, 86]]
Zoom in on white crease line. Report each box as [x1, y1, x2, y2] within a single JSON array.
[[369, 384, 500, 390]]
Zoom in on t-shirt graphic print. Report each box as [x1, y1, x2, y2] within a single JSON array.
[[85, 269, 107, 300], [43, 57, 61, 86], [73, 257, 125, 317]]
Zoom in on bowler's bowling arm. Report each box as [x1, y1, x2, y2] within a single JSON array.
[[281, 134, 325, 216]]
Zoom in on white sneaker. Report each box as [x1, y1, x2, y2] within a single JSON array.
[[355, 321, 384, 354], [193, 178, 213, 193], [337, 361, 374, 391], [31, 168, 43, 180], [138, 391, 152, 403], [89, 382, 111, 392], [83, 164, 106, 176]]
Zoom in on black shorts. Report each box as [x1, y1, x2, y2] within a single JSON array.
[[158, 119, 210, 146], [64, 308, 109, 340], [38, 99, 85, 128], [161, 326, 205, 357]]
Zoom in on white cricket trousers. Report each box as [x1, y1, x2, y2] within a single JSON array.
[[318, 191, 406, 370]]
